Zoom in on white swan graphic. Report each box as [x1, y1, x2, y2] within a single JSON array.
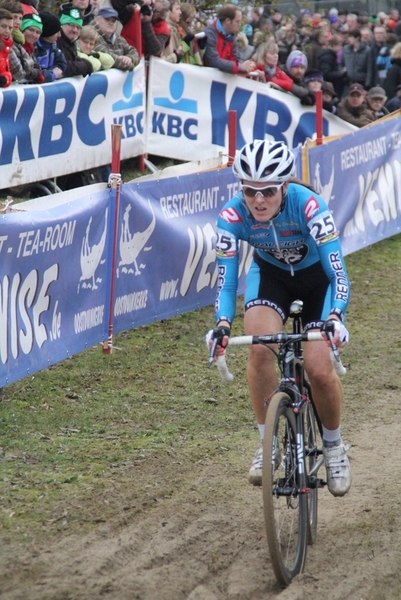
[[313, 157, 335, 205], [79, 208, 108, 291], [119, 201, 155, 275]]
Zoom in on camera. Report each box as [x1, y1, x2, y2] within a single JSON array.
[[140, 3, 154, 16]]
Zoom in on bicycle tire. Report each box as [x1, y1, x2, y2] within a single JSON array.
[[263, 392, 308, 587], [305, 397, 321, 545]]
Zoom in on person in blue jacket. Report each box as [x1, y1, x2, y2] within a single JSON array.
[[210, 140, 352, 497], [35, 11, 67, 82]]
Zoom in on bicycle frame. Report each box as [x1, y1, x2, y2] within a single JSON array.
[[261, 303, 324, 494]]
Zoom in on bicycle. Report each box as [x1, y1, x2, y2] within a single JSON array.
[[208, 300, 346, 587]]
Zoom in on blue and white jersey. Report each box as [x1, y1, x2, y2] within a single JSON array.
[[215, 182, 350, 324]]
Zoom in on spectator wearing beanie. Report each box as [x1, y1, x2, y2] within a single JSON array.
[[34, 11, 67, 81], [21, 11, 41, 53], [304, 69, 338, 113], [304, 68, 324, 92], [284, 49, 316, 105], [57, 7, 93, 77], [59, 0, 95, 27], [11, 11, 45, 83]]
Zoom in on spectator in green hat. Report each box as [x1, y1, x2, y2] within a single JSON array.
[[57, 7, 93, 77], [12, 10, 45, 83]]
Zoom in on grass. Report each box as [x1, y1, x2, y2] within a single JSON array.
[[0, 305, 253, 541]]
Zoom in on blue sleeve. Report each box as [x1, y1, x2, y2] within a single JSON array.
[[302, 193, 350, 320], [214, 198, 247, 324]]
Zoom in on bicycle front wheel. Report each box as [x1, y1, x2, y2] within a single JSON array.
[[263, 392, 308, 587]]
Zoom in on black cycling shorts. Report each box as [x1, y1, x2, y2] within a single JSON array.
[[244, 253, 331, 330]]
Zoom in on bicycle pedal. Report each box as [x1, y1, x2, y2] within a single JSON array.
[[309, 476, 327, 489]]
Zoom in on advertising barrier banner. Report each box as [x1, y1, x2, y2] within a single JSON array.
[[0, 61, 146, 188], [1, 118, 401, 387], [0, 190, 112, 386], [146, 57, 356, 161], [111, 168, 252, 334], [307, 117, 401, 256]]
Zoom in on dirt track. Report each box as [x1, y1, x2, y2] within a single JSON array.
[[2, 381, 401, 600]]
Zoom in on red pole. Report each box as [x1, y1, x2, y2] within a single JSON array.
[[133, 5, 142, 57], [228, 110, 237, 166], [134, 5, 147, 172], [103, 124, 122, 354], [315, 90, 323, 146]]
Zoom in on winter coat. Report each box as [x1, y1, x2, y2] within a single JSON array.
[[34, 38, 67, 82], [372, 44, 391, 87], [110, 0, 170, 58], [341, 42, 374, 89], [77, 49, 114, 71], [162, 18, 184, 63], [10, 41, 44, 83], [0, 36, 13, 88], [318, 48, 346, 98], [57, 30, 93, 78], [383, 58, 401, 100], [203, 19, 241, 74], [255, 62, 294, 91], [336, 97, 376, 127], [283, 68, 313, 103], [303, 39, 325, 71], [92, 21, 139, 70]]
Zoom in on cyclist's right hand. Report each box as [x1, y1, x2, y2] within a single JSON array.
[[205, 325, 231, 360]]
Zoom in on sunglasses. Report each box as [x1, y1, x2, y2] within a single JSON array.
[[241, 182, 284, 198]]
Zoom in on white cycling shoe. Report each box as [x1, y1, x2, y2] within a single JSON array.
[[322, 441, 352, 497], [248, 441, 281, 486]]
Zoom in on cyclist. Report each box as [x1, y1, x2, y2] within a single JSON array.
[[209, 140, 352, 497]]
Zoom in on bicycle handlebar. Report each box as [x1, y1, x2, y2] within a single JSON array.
[[215, 332, 347, 382]]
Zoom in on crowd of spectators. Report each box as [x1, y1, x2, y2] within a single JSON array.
[[1, 0, 401, 128]]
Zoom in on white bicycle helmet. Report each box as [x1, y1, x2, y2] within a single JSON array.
[[232, 140, 295, 183]]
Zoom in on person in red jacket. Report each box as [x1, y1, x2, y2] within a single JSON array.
[[253, 40, 294, 91], [0, 8, 14, 88], [203, 4, 255, 75], [111, 0, 171, 58]]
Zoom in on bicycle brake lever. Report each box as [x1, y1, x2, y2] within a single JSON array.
[[208, 337, 219, 367], [326, 331, 341, 362]]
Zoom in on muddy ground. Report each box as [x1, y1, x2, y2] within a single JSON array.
[[2, 361, 401, 600]]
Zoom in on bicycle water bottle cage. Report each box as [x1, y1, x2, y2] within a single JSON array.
[[289, 300, 303, 316]]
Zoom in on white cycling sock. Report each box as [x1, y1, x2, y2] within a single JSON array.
[[258, 423, 265, 443], [322, 425, 341, 447]]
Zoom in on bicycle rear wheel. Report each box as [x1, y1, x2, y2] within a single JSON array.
[[263, 392, 308, 587], [304, 395, 322, 545]]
